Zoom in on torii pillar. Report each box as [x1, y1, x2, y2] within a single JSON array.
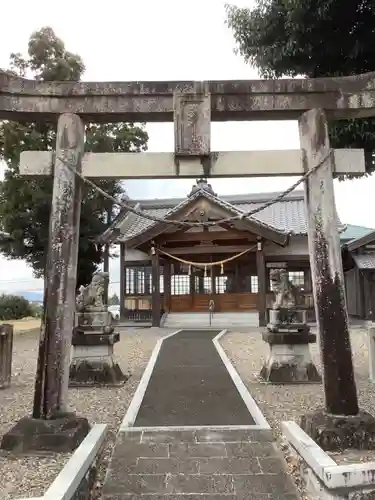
[[2, 71, 375, 452], [298, 108, 375, 451], [1, 114, 90, 452]]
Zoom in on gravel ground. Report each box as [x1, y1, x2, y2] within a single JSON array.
[[0, 326, 166, 500], [221, 327, 375, 498], [2, 326, 375, 500]]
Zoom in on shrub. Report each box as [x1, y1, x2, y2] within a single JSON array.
[[0, 294, 33, 320]]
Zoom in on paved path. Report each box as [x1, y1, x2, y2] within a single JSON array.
[[134, 329, 255, 427], [102, 330, 300, 499]]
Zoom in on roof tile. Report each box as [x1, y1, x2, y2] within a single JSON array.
[[353, 253, 375, 270], [115, 190, 308, 243]]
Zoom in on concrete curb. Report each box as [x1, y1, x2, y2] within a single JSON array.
[[15, 424, 108, 500], [213, 329, 271, 431], [282, 420, 375, 497]]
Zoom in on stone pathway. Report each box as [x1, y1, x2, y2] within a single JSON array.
[[102, 330, 300, 499], [134, 329, 255, 427], [102, 429, 299, 499]]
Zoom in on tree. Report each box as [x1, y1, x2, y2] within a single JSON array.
[[0, 294, 32, 320], [226, 2, 375, 444], [108, 293, 120, 305], [225, 0, 375, 178], [0, 27, 148, 288]]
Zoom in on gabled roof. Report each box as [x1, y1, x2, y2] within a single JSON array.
[[341, 227, 375, 272], [345, 230, 375, 253], [340, 224, 374, 243], [100, 185, 309, 245], [124, 182, 290, 247], [99, 181, 350, 248]]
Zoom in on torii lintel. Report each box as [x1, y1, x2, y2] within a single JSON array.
[[1, 70, 375, 123]]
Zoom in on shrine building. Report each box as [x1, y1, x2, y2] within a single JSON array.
[[99, 179, 373, 326]]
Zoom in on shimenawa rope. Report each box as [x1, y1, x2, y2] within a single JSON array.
[[157, 244, 257, 275], [57, 149, 332, 229]]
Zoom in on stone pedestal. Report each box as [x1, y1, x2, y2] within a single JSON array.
[[300, 410, 375, 451], [75, 309, 112, 328], [69, 329, 128, 387], [1, 413, 90, 452], [260, 327, 321, 384]]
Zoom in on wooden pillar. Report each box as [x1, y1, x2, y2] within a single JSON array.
[[164, 259, 171, 311], [144, 265, 151, 295], [304, 266, 312, 292], [33, 113, 84, 419], [211, 266, 216, 295], [234, 262, 240, 293], [190, 270, 195, 295], [199, 275, 204, 293], [256, 238, 267, 327], [299, 108, 358, 416], [119, 244, 126, 319], [358, 269, 366, 320], [103, 244, 110, 305], [103, 207, 112, 305], [370, 274, 375, 323], [151, 247, 161, 327]]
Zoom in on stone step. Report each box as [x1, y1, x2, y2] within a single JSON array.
[[164, 312, 259, 329], [102, 428, 299, 499]]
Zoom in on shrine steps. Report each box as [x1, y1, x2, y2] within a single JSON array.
[[163, 312, 259, 329]]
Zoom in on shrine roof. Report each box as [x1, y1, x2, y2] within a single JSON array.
[[100, 186, 309, 245], [340, 224, 374, 244], [352, 253, 375, 270]]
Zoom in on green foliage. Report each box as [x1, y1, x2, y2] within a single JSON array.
[[0, 27, 148, 288], [0, 294, 32, 320], [29, 301, 43, 318], [225, 1, 375, 178], [108, 293, 120, 305]]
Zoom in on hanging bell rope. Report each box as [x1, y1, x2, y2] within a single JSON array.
[[157, 244, 257, 269]]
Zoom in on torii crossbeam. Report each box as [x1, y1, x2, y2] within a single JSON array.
[[0, 69, 373, 454], [1, 70, 375, 122]]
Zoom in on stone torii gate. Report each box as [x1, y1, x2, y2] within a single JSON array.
[[0, 70, 374, 452]]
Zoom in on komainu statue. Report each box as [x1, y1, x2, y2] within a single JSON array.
[[269, 268, 300, 324], [261, 269, 319, 383], [76, 271, 109, 311], [71, 270, 127, 387], [270, 268, 298, 310]]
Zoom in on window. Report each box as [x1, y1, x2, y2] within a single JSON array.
[[215, 276, 227, 294], [125, 268, 135, 294], [193, 275, 212, 294], [171, 275, 190, 295], [137, 269, 145, 294], [267, 269, 305, 291], [125, 265, 160, 295], [288, 271, 305, 289], [269, 275, 276, 292], [203, 276, 212, 294], [251, 276, 258, 293]]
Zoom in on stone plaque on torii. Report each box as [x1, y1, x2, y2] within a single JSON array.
[[1, 69, 374, 452]]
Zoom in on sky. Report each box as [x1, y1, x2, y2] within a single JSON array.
[[1, 0, 374, 297]]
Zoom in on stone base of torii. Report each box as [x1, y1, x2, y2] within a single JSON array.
[[1, 72, 375, 452]]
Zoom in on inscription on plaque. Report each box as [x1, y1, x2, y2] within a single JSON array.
[[174, 92, 211, 156]]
